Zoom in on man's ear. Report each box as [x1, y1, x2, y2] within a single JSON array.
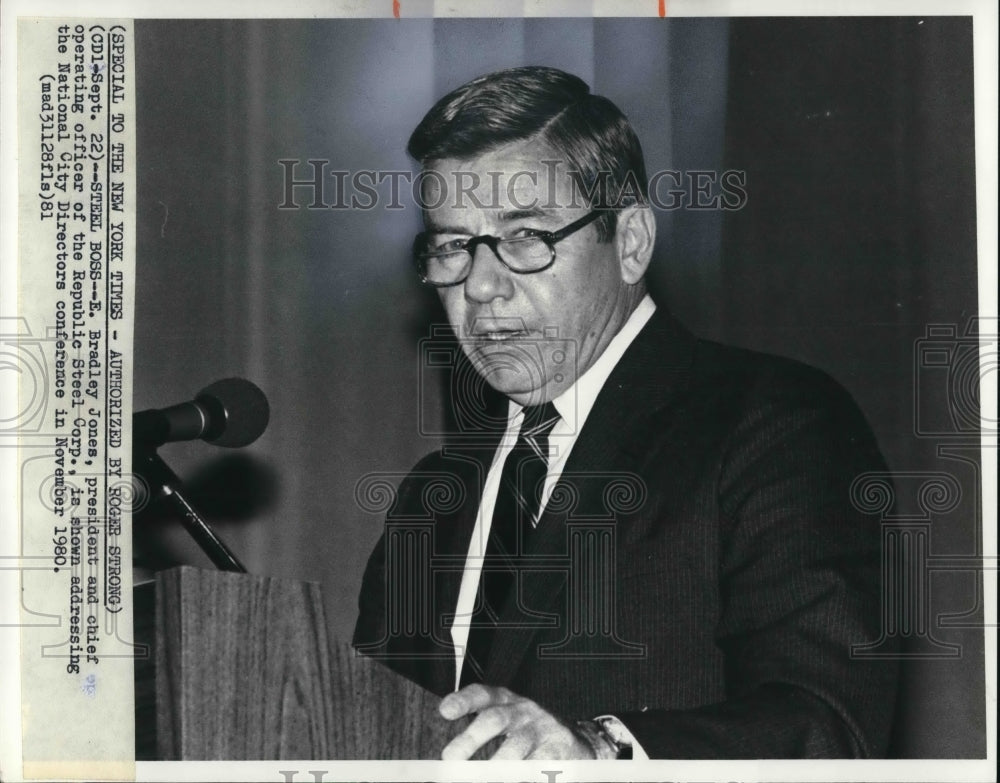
[[614, 205, 656, 285]]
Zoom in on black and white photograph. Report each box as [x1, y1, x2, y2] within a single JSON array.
[[1, 4, 996, 782]]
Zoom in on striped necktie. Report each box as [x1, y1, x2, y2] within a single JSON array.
[[461, 402, 560, 686]]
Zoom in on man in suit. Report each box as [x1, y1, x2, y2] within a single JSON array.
[[353, 66, 898, 760]]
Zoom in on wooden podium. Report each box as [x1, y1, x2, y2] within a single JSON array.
[[134, 566, 459, 759]]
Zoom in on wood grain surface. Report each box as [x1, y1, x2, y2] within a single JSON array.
[[153, 566, 462, 759]]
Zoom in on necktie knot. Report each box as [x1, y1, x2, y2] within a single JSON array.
[[519, 401, 560, 444]]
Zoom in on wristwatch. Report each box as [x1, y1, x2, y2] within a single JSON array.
[[576, 717, 634, 759]]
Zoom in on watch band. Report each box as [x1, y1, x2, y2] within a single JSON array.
[[576, 718, 633, 759], [594, 716, 634, 760]]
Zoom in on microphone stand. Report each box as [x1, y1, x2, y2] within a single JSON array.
[[133, 445, 247, 573]]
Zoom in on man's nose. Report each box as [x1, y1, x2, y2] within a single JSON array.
[[463, 242, 514, 303]]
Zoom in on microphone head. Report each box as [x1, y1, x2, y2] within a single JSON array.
[[195, 378, 270, 448]]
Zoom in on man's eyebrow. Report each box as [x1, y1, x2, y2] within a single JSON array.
[[424, 223, 472, 235], [498, 207, 552, 222], [425, 207, 553, 235]]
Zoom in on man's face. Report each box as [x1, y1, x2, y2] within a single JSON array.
[[423, 139, 639, 406]]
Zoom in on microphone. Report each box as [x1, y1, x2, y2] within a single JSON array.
[[133, 378, 270, 448]]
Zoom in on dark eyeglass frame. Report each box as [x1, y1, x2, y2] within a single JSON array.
[[413, 209, 605, 288]]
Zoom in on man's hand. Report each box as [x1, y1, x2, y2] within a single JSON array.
[[438, 684, 596, 760]]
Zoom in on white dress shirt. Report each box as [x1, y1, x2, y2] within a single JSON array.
[[450, 295, 657, 757]]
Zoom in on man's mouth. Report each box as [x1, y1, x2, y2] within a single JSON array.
[[473, 329, 530, 342], [468, 317, 532, 342]]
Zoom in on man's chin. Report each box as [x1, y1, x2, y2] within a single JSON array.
[[476, 367, 539, 398], [466, 357, 545, 403]]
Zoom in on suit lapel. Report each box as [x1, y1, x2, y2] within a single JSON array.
[[484, 310, 697, 685]]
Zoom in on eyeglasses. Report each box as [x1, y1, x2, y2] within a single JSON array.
[[413, 209, 604, 287]]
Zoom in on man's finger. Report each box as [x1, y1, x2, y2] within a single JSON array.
[[439, 684, 511, 720], [441, 705, 512, 761], [490, 731, 534, 760]]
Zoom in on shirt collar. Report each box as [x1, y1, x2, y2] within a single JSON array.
[[506, 294, 657, 435]]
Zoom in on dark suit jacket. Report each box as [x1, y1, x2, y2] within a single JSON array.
[[354, 310, 899, 758]]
